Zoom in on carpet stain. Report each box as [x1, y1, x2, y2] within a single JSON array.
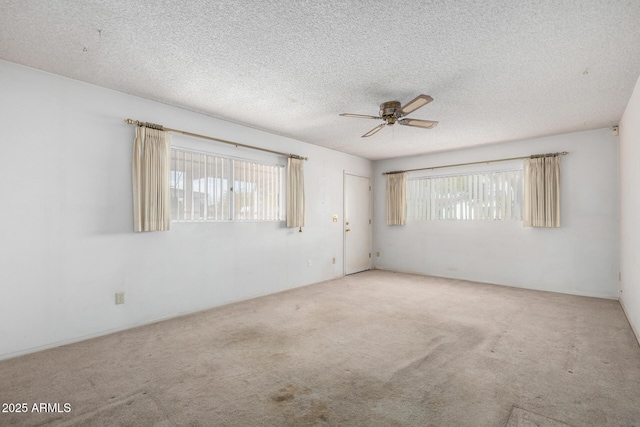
[[268, 385, 328, 425], [271, 384, 306, 402], [272, 390, 295, 402]]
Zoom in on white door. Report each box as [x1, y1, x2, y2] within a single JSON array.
[[344, 173, 371, 275]]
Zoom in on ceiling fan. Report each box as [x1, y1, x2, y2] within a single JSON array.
[[340, 94, 438, 137]]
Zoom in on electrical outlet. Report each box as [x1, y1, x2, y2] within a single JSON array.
[[377, 251, 381, 257], [308, 259, 312, 267], [115, 292, 125, 305]]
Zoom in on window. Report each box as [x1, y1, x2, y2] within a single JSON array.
[[407, 169, 523, 221], [170, 148, 284, 222]]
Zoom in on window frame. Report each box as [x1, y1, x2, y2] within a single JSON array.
[[406, 168, 524, 222], [170, 146, 285, 223]]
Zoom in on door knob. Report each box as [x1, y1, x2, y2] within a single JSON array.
[[345, 228, 351, 232]]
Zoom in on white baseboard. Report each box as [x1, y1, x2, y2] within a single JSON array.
[[619, 297, 640, 347]]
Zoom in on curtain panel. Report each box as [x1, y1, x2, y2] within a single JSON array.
[[286, 157, 305, 228], [386, 172, 407, 225], [132, 126, 172, 232], [523, 155, 561, 228]]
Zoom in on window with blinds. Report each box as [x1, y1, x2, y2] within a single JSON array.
[[170, 148, 284, 222], [407, 169, 523, 221]]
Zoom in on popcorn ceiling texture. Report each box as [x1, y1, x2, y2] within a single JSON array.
[[1, 0, 639, 159]]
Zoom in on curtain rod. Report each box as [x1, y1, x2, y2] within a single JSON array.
[[124, 119, 308, 161], [382, 151, 568, 175]]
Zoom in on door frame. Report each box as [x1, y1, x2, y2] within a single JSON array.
[[343, 171, 372, 276]]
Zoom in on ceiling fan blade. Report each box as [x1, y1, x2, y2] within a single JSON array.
[[398, 118, 438, 129], [362, 123, 386, 137], [340, 113, 381, 119], [399, 95, 433, 116]]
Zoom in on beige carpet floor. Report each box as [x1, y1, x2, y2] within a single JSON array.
[[1, 270, 640, 426]]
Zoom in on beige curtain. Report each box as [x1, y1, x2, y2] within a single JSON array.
[[132, 126, 172, 232], [286, 157, 305, 228], [386, 172, 407, 225], [523, 155, 561, 227]]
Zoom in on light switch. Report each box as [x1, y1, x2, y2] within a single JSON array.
[[332, 215, 338, 222]]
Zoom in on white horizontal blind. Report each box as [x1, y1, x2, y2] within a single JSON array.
[[170, 148, 284, 222], [407, 170, 523, 221]]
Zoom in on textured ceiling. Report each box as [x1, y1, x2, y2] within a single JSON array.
[[1, 1, 639, 160]]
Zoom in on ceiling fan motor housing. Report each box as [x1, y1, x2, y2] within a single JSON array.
[[380, 101, 401, 125]]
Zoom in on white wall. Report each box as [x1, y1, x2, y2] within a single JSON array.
[[0, 60, 372, 360], [620, 75, 640, 342], [373, 129, 620, 299]]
